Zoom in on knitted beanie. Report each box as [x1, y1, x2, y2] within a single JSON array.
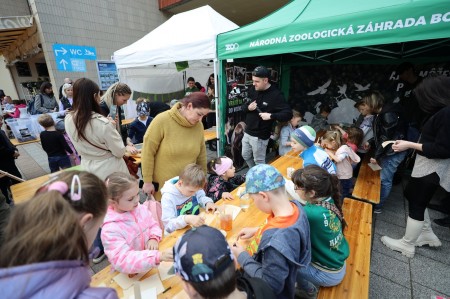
[[291, 125, 316, 148]]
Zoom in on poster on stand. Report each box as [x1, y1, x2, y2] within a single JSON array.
[[96, 61, 119, 90]]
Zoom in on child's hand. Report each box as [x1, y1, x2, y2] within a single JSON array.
[[370, 158, 378, 164], [185, 215, 205, 227], [146, 239, 159, 250], [205, 202, 216, 213], [160, 250, 173, 262], [230, 242, 245, 258], [363, 142, 370, 150], [238, 227, 258, 240], [222, 192, 233, 200]]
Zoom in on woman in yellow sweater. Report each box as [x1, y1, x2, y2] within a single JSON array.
[[141, 92, 210, 200]]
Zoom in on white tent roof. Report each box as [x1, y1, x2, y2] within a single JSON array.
[[114, 5, 239, 69]]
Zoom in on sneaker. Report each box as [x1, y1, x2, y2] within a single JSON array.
[[374, 208, 383, 214], [433, 216, 450, 228], [92, 250, 106, 264], [295, 287, 318, 299]]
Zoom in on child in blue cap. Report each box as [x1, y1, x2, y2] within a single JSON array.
[[173, 225, 276, 299], [291, 125, 336, 175], [230, 164, 311, 299]]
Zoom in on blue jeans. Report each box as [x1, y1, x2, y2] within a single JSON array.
[[48, 155, 71, 173], [340, 179, 353, 200], [377, 151, 407, 209], [241, 133, 269, 168], [93, 228, 104, 254], [297, 263, 346, 290]]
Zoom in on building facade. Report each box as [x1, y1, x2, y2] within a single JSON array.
[[0, 0, 168, 100]]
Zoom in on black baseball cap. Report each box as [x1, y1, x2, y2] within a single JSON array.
[[173, 226, 234, 283], [252, 66, 271, 79]]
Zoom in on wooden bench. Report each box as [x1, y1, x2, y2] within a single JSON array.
[[352, 154, 381, 205], [317, 198, 373, 299]]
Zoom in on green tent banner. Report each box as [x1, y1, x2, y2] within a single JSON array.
[[218, 0, 450, 60]]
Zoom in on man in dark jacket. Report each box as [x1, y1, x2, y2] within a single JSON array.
[[241, 66, 292, 168], [0, 115, 22, 204]]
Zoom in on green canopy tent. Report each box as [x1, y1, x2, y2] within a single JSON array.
[[216, 0, 450, 153]]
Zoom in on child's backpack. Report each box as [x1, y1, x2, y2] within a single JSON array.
[[27, 94, 41, 115]]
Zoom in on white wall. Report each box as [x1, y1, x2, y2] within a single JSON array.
[[27, 0, 169, 97], [0, 56, 20, 100]]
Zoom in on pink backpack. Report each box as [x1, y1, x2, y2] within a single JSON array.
[[144, 195, 163, 230]]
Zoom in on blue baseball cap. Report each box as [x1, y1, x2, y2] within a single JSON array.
[[243, 164, 285, 195]]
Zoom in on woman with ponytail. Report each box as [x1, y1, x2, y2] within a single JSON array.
[[0, 171, 117, 298], [291, 165, 349, 298]]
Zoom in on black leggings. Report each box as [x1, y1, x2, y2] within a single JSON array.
[[404, 172, 449, 220]]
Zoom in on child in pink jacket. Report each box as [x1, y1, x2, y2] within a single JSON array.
[[321, 130, 361, 200], [101, 172, 173, 274]]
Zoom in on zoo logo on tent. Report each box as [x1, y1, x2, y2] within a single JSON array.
[[225, 43, 239, 52]]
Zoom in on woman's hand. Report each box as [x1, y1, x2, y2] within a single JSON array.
[[370, 158, 377, 164], [237, 227, 258, 240], [107, 116, 117, 126], [222, 192, 234, 200], [126, 144, 138, 155], [392, 140, 412, 152], [142, 182, 155, 195]]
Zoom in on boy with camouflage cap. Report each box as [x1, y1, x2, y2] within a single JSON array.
[[231, 164, 311, 299]]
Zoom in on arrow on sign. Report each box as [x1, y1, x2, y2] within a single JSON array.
[[55, 47, 67, 56], [59, 59, 68, 70]]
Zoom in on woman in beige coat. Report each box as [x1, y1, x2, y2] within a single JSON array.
[[65, 78, 135, 180]]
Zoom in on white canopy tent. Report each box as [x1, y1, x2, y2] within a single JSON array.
[[113, 5, 239, 118]]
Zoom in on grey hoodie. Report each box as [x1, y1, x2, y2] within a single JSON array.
[[237, 200, 311, 299], [161, 176, 213, 233]]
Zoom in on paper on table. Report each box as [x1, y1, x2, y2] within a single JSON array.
[[113, 272, 146, 290], [201, 212, 217, 226], [368, 162, 382, 171], [140, 273, 165, 294], [382, 140, 395, 148], [123, 283, 157, 299], [158, 261, 175, 281], [223, 205, 241, 220]]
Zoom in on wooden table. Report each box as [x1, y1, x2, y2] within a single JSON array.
[[10, 166, 84, 204], [269, 154, 303, 177], [352, 155, 381, 205], [121, 118, 134, 126], [91, 190, 267, 298], [10, 174, 51, 204], [10, 138, 40, 146], [204, 127, 217, 142]]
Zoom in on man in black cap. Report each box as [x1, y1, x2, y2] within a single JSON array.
[[241, 66, 292, 168]]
